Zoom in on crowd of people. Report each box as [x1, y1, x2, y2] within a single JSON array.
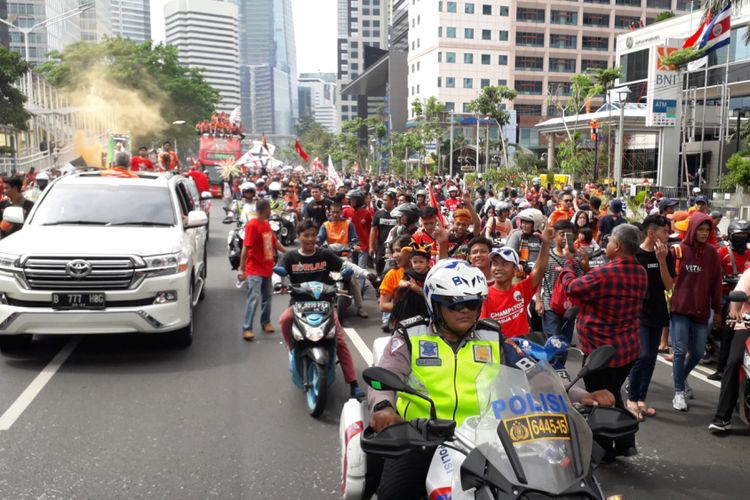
[[194, 112, 243, 137], [232, 169, 748, 441]]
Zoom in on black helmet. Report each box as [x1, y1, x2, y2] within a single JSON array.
[[392, 202, 420, 226], [728, 219, 750, 235]]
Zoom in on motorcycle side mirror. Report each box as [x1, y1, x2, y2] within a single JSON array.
[[728, 290, 748, 302], [341, 267, 354, 280], [273, 266, 288, 277], [566, 345, 615, 391], [363, 367, 438, 419]]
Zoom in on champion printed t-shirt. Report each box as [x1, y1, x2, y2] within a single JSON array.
[[280, 248, 344, 286], [480, 276, 535, 337]]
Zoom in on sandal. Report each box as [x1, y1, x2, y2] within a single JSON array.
[[638, 403, 656, 418], [626, 401, 645, 422], [657, 346, 670, 354]]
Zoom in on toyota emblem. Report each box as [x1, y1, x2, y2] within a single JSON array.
[[66, 259, 92, 279]]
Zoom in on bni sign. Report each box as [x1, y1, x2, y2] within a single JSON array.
[[646, 43, 681, 128]]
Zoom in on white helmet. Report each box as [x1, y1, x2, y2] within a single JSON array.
[[423, 259, 488, 324], [517, 208, 545, 231], [240, 182, 256, 195], [447, 185, 459, 193], [36, 172, 50, 181], [268, 181, 281, 192]]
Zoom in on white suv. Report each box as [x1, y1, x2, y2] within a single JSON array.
[[0, 171, 208, 351]]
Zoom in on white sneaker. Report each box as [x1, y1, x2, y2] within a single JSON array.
[[684, 381, 694, 400], [673, 392, 688, 411]]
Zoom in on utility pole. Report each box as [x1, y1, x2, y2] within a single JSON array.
[[449, 111, 454, 177]]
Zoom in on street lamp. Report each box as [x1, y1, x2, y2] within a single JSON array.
[[171, 120, 189, 159], [613, 87, 631, 199], [448, 110, 455, 178], [0, 3, 94, 102]]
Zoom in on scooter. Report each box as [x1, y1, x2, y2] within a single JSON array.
[[269, 211, 296, 246], [341, 346, 627, 499], [726, 290, 750, 427], [222, 208, 244, 271], [275, 266, 353, 418], [325, 243, 354, 319]]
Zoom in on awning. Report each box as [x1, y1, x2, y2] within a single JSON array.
[[341, 54, 389, 97]]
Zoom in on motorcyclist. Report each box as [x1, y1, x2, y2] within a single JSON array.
[[415, 189, 428, 209], [444, 185, 461, 213], [368, 258, 616, 499], [384, 202, 420, 250], [235, 182, 257, 223], [709, 219, 750, 380], [506, 208, 545, 273], [267, 181, 285, 216]]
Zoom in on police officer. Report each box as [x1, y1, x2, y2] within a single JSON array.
[[367, 258, 615, 499]]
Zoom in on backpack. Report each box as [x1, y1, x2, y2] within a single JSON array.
[[550, 271, 578, 316]]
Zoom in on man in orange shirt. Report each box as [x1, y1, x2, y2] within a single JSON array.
[[547, 191, 575, 226], [162, 141, 180, 171]]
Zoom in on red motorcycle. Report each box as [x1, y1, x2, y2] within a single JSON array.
[[726, 290, 750, 427]]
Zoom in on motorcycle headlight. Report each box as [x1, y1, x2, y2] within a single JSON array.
[[305, 326, 325, 342], [141, 252, 189, 277], [292, 324, 305, 341], [0, 252, 20, 274]]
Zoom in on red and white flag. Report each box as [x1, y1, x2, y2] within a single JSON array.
[[295, 138, 309, 163], [327, 156, 343, 187], [311, 157, 324, 171], [683, 10, 712, 49]]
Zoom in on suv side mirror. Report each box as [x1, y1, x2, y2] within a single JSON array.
[[3, 206, 25, 225], [201, 191, 212, 200], [185, 210, 208, 229]]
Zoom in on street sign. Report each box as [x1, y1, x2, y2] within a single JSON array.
[[460, 165, 475, 172], [425, 142, 437, 153]]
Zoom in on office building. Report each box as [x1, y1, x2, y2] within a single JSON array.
[[80, 0, 112, 42], [165, 0, 240, 113], [236, 0, 297, 135], [298, 73, 340, 133], [111, 0, 151, 42], [7, 0, 81, 65], [407, 0, 695, 152], [337, 0, 389, 124]]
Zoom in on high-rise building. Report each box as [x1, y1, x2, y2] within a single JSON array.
[[298, 73, 340, 133], [164, 0, 240, 113], [407, 0, 694, 152], [235, 0, 297, 136], [7, 0, 81, 65], [111, 0, 152, 42], [80, 0, 112, 42], [337, 0, 389, 124]]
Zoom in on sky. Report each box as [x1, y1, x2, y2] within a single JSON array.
[[149, 0, 337, 75]]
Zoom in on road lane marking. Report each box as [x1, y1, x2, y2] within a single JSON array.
[[655, 355, 721, 389], [0, 337, 80, 431], [343, 327, 373, 366]]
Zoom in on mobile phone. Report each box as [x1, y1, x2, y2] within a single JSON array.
[[565, 233, 575, 250]]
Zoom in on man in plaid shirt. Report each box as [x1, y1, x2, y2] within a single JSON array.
[[559, 223, 647, 461]]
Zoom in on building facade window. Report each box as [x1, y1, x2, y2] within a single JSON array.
[[498, 54, 508, 65], [446, 77, 456, 88], [583, 0, 610, 4], [549, 81, 573, 95], [445, 102, 455, 112], [465, 3, 475, 14], [646, 0, 670, 8], [438, 77, 442, 87], [516, 32, 544, 47], [446, 51, 456, 63], [463, 103, 473, 112], [482, 4, 492, 14], [482, 29, 492, 40], [583, 13, 610, 27], [582, 36, 609, 51], [551, 10, 578, 25], [515, 104, 543, 115], [549, 57, 577, 72], [516, 80, 543, 95], [438, 26, 443, 37], [499, 30, 509, 41], [549, 34, 577, 49], [498, 79, 507, 86], [615, 0, 641, 6], [615, 15, 640, 29], [499, 6, 509, 16], [517, 7, 545, 23], [481, 54, 491, 64], [515, 56, 544, 71], [447, 27, 456, 38], [465, 28, 474, 39], [446, 1, 457, 13], [464, 78, 473, 88], [582, 59, 608, 70], [481, 78, 490, 88], [438, 52, 442, 62], [464, 53, 474, 64]]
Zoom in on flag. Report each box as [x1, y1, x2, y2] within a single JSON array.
[[687, 55, 708, 72], [295, 138, 309, 163], [327, 156, 343, 187], [311, 157, 324, 171], [228, 106, 241, 126], [699, 4, 731, 55], [683, 10, 711, 48], [428, 184, 446, 229]]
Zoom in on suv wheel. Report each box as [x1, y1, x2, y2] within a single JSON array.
[[172, 285, 194, 348], [199, 252, 207, 302], [0, 334, 33, 354]]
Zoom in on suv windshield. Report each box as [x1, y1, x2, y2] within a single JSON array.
[[30, 184, 176, 226]]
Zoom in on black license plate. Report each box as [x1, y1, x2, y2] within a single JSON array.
[[51, 292, 106, 310]]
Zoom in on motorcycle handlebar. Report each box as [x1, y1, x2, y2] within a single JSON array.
[[360, 418, 456, 458]]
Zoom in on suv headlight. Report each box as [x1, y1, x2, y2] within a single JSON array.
[[142, 252, 189, 277], [0, 252, 20, 275]]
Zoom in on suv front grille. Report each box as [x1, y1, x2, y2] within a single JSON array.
[[22, 257, 136, 291]]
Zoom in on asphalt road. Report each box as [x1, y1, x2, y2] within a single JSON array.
[[0, 210, 747, 499]]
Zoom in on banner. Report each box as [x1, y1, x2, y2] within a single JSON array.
[[327, 156, 343, 186], [311, 157, 324, 171]]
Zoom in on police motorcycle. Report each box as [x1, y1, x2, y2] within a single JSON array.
[[267, 181, 296, 246], [725, 290, 750, 428], [274, 265, 354, 418], [341, 346, 624, 499]]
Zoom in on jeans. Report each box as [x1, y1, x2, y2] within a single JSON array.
[[628, 324, 662, 402], [353, 250, 370, 294], [243, 275, 272, 331], [542, 310, 574, 344], [670, 313, 710, 392], [714, 329, 750, 420]]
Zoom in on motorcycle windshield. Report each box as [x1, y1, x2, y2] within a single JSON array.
[[473, 361, 593, 495]]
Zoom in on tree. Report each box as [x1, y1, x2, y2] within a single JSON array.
[[469, 85, 516, 168], [411, 96, 446, 171], [37, 38, 220, 155], [722, 153, 750, 190], [0, 47, 31, 131], [590, 67, 623, 182], [656, 11, 676, 22]]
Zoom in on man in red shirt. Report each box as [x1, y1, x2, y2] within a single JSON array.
[[187, 163, 210, 194], [342, 190, 373, 294], [238, 199, 286, 340], [130, 147, 154, 171], [480, 227, 552, 337], [444, 185, 462, 213]]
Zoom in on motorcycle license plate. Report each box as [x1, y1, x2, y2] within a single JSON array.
[[295, 301, 329, 314], [503, 413, 570, 445], [52, 292, 106, 310]]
